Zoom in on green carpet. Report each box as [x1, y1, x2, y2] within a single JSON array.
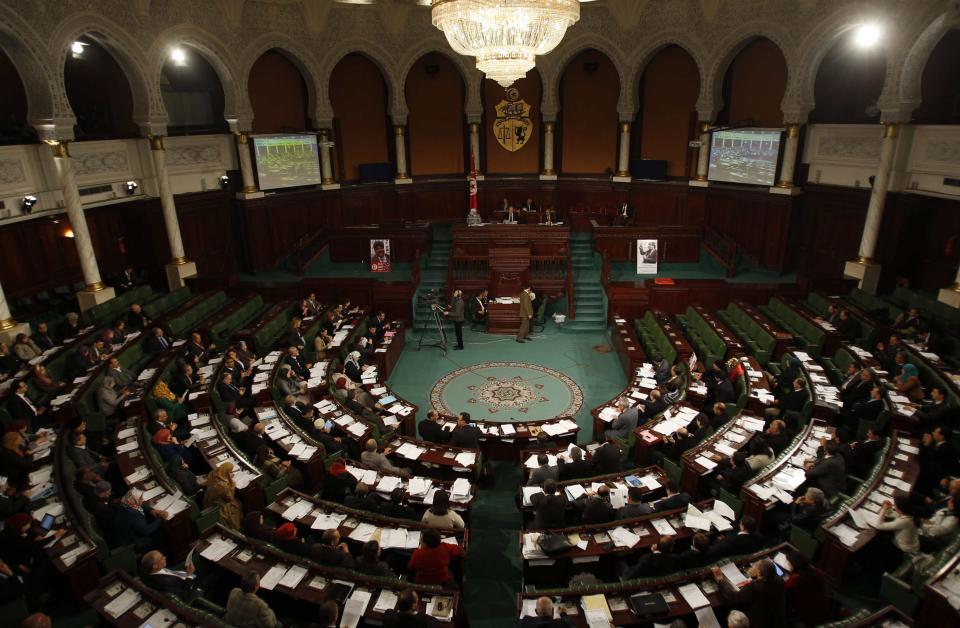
[[388, 322, 626, 442], [609, 247, 797, 284], [387, 322, 625, 627], [239, 248, 412, 283]]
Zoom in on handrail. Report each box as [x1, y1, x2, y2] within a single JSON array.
[[411, 248, 421, 288], [703, 224, 738, 278], [567, 253, 575, 320], [291, 227, 327, 276]]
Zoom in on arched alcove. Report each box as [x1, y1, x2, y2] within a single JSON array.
[[404, 52, 466, 176], [559, 49, 619, 174], [719, 38, 787, 127], [329, 53, 391, 182], [161, 46, 229, 134], [482, 68, 542, 174], [809, 33, 886, 124], [64, 35, 138, 139], [913, 29, 960, 124], [0, 47, 31, 144], [249, 49, 310, 133]]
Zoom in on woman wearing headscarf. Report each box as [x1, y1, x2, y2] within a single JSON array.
[[322, 459, 357, 503], [165, 454, 201, 495], [332, 373, 353, 399], [204, 462, 243, 529], [254, 445, 304, 489], [272, 522, 308, 556], [113, 489, 167, 551], [895, 363, 925, 402], [242, 511, 276, 542], [152, 380, 188, 421], [344, 351, 364, 383], [151, 428, 189, 462]]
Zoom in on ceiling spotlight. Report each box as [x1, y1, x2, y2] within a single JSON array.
[[125, 181, 139, 195], [853, 23, 882, 48], [170, 47, 187, 66], [21, 195, 38, 213], [219, 175, 230, 189], [71, 41, 86, 57]]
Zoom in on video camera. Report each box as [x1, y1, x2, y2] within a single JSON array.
[[417, 289, 443, 310]]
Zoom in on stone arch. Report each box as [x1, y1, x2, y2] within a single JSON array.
[[541, 34, 630, 116], [0, 5, 71, 137], [898, 9, 960, 106], [397, 41, 481, 119], [238, 34, 324, 128], [49, 12, 164, 134], [629, 34, 706, 108], [319, 39, 400, 122], [148, 24, 247, 129], [703, 24, 796, 121]]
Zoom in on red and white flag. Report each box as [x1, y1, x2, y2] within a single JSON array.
[[468, 154, 478, 211]]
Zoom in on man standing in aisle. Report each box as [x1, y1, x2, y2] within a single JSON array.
[[445, 289, 465, 350], [517, 286, 534, 343]]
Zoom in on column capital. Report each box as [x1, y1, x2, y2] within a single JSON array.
[[0, 317, 19, 331], [137, 119, 169, 138], [45, 139, 71, 158], [148, 135, 165, 151]]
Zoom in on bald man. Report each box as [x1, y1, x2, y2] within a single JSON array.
[[520, 596, 574, 627], [140, 550, 196, 597]]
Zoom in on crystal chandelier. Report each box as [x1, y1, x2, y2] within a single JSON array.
[[431, 0, 581, 87]]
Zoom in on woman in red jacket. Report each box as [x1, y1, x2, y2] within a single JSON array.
[[408, 528, 461, 587]]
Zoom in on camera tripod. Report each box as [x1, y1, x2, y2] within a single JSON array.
[[417, 304, 448, 354]]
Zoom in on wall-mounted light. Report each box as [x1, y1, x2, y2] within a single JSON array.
[[125, 181, 139, 195], [853, 23, 882, 48], [21, 195, 38, 214], [71, 41, 86, 58], [63, 228, 75, 239], [219, 174, 230, 189], [170, 47, 187, 66]]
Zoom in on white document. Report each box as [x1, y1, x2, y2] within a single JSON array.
[[677, 582, 710, 609], [454, 452, 476, 467], [651, 518, 677, 536], [259, 564, 287, 591], [694, 606, 722, 628], [720, 561, 750, 587], [373, 589, 398, 612], [279, 564, 309, 589], [451, 478, 471, 497], [104, 588, 141, 618]]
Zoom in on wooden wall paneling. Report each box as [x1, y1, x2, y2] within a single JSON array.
[[605, 283, 650, 321]]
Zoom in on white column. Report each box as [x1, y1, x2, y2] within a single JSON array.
[[0, 280, 31, 345], [150, 136, 198, 290], [318, 129, 338, 190], [394, 125, 411, 184], [49, 141, 116, 310], [540, 121, 556, 181], [468, 122, 482, 178], [613, 121, 632, 182], [843, 123, 900, 294], [690, 121, 711, 187], [771, 123, 801, 194], [235, 132, 259, 195], [938, 265, 960, 309]]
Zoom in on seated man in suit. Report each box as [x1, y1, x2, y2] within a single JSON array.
[[558, 446, 593, 481], [677, 532, 712, 569], [140, 551, 197, 597], [183, 332, 209, 367], [848, 426, 885, 476], [127, 303, 151, 331], [519, 596, 575, 628], [418, 411, 450, 444], [765, 378, 810, 427], [447, 413, 482, 449], [914, 386, 949, 434], [171, 363, 204, 398], [843, 385, 884, 435], [522, 196, 537, 212], [527, 454, 559, 486], [529, 479, 566, 529], [383, 590, 442, 628], [218, 372, 254, 410], [624, 536, 678, 579], [835, 309, 861, 341], [616, 486, 652, 520], [31, 323, 55, 352], [579, 484, 615, 524], [8, 381, 46, 424], [144, 327, 171, 354], [309, 529, 357, 569], [764, 419, 793, 454], [503, 206, 518, 224], [804, 440, 847, 497], [653, 479, 691, 512], [592, 439, 622, 475], [614, 201, 632, 226], [284, 346, 311, 380], [641, 389, 668, 420], [840, 368, 874, 411], [708, 514, 764, 561], [361, 439, 407, 476], [604, 398, 639, 441]]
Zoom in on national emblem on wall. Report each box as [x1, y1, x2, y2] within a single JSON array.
[[493, 87, 533, 153]]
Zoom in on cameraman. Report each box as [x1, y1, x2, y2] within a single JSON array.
[[444, 289, 465, 350]]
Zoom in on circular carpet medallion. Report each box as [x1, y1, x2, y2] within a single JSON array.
[[430, 362, 583, 421]]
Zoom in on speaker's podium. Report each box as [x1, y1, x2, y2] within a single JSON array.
[[486, 247, 529, 334]]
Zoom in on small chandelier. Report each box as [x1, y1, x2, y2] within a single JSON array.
[[432, 0, 581, 87]]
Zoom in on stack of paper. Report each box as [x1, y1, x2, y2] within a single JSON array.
[[451, 478, 471, 498], [609, 527, 641, 548], [454, 452, 476, 467], [395, 442, 425, 460]]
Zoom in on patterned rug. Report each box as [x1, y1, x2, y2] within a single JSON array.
[[429, 361, 584, 422]]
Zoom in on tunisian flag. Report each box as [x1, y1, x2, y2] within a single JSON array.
[[468, 155, 478, 211]]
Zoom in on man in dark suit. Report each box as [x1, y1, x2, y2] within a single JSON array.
[[641, 389, 668, 420], [804, 441, 847, 497], [592, 440, 622, 474], [418, 411, 450, 444], [448, 413, 481, 449], [604, 399, 639, 441], [624, 536, 678, 579], [218, 372, 253, 410], [844, 385, 884, 434], [126, 303, 151, 330], [653, 480, 691, 512], [383, 590, 440, 628], [530, 479, 566, 529], [519, 596, 575, 628], [767, 378, 809, 426], [580, 485, 615, 524], [31, 323, 55, 351], [919, 425, 958, 494], [140, 551, 197, 597], [615, 201, 632, 226], [284, 346, 310, 379], [713, 377, 735, 405], [444, 291, 465, 350], [677, 532, 712, 569], [527, 454, 559, 486], [309, 529, 357, 570], [144, 327, 171, 354], [522, 197, 537, 212], [8, 381, 45, 423], [764, 419, 793, 454], [616, 486, 653, 520], [914, 386, 949, 433], [558, 447, 593, 481], [708, 515, 764, 561], [836, 310, 861, 341], [183, 332, 208, 367], [841, 368, 873, 410], [171, 363, 204, 397], [849, 427, 885, 475]]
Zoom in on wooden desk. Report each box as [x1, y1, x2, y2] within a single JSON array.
[[920, 550, 960, 627], [86, 570, 223, 627], [436, 414, 580, 461], [488, 300, 521, 334], [386, 435, 481, 481], [680, 411, 763, 496], [452, 223, 571, 256], [818, 431, 920, 585], [611, 314, 646, 378]]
